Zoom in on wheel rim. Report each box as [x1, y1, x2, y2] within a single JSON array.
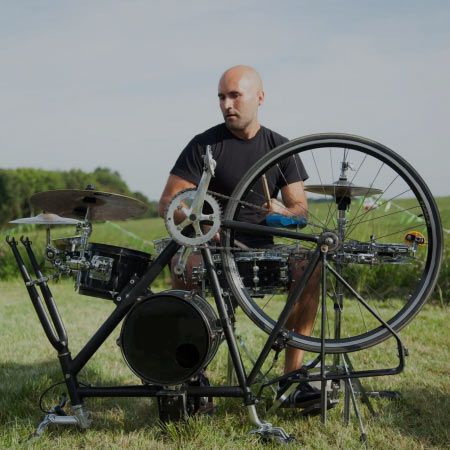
[[221, 133, 442, 353]]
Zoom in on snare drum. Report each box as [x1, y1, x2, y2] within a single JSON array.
[[182, 250, 290, 296], [220, 251, 290, 295], [78, 243, 152, 300]]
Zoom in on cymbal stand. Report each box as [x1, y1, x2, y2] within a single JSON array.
[[332, 159, 353, 368], [317, 258, 407, 445], [321, 160, 406, 442], [74, 209, 92, 290]]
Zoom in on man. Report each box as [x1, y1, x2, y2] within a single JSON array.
[[159, 65, 320, 404]]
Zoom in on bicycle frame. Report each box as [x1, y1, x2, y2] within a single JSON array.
[[6, 218, 406, 434]]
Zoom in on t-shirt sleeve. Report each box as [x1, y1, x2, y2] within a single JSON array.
[[170, 137, 205, 185], [268, 131, 308, 186], [278, 154, 309, 187]]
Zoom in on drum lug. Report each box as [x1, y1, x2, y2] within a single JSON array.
[[280, 263, 289, 285], [183, 290, 198, 301], [252, 262, 260, 290]]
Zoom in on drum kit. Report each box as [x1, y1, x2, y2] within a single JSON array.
[[10, 188, 152, 301], [6, 134, 443, 443]]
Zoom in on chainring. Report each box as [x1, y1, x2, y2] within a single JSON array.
[[165, 189, 221, 246]]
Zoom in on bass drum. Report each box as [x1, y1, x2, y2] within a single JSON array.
[[120, 290, 222, 385]]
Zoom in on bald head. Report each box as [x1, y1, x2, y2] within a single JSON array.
[[218, 65, 265, 139], [219, 65, 263, 93]]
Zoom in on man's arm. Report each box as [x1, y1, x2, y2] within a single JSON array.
[[158, 174, 196, 221], [266, 181, 308, 217]]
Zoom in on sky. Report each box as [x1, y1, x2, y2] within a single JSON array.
[[1, 1, 449, 200]]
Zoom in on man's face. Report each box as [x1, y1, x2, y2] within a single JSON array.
[[218, 72, 263, 133]]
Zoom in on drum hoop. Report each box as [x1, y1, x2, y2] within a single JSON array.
[[233, 251, 288, 262], [88, 242, 152, 259]]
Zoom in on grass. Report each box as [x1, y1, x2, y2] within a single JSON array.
[[0, 278, 449, 449]]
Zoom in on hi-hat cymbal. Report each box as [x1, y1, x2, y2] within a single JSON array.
[[30, 189, 148, 221], [304, 182, 383, 198], [9, 213, 83, 225]]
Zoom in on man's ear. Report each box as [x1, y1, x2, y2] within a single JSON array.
[[258, 90, 265, 106]]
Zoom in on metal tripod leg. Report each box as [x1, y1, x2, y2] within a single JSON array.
[[343, 354, 376, 416], [342, 357, 368, 445]]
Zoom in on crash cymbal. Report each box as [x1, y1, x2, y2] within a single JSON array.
[[304, 182, 383, 198], [30, 189, 148, 221], [9, 213, 83, 225]]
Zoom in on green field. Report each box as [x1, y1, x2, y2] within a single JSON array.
[[0, 197, 449, 449], [0, 280, 449, 449]]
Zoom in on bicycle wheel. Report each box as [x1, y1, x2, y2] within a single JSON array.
[[220, 133, 442, 353]]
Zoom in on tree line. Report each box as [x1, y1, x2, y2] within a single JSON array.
[[0, 167, 159, 227]]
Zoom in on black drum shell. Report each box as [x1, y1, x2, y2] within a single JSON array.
[[172, 250, 291, 295], [226, 252, 289, 294], [79, 243, 152, 300], [120, 290, 222, 385]]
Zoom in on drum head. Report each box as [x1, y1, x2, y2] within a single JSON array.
[[120, 291, 220, 385]]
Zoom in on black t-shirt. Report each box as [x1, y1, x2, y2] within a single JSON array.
[[171, 123, 308, 246]]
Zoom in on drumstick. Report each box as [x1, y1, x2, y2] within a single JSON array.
[[261, 174, 271, 208]]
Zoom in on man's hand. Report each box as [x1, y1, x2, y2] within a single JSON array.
[[158, 174, 197, 220], [201, 224, 221, 243], [262, 181, 309, 218], [263, 198, 293, 216]]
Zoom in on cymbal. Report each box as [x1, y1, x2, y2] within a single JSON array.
[[30, 189, 148, 221], [304, 182, 383, 198], [9, 213, 83, 225]]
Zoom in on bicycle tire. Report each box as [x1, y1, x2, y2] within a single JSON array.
[[220, 133, 442, 353]]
